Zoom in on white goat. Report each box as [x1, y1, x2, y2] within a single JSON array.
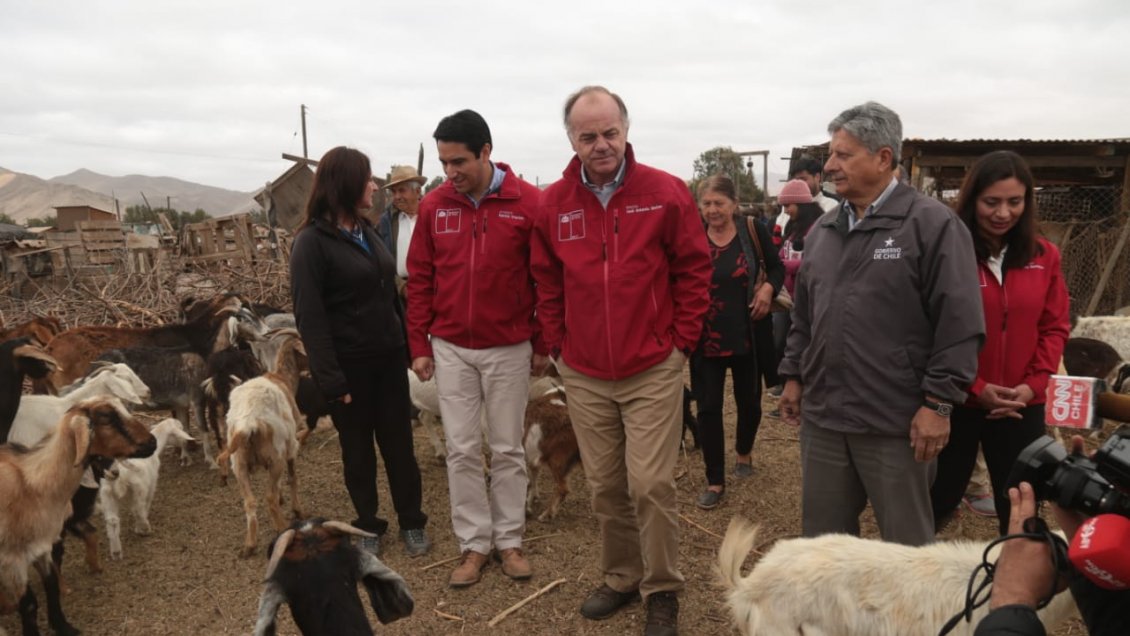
[[216, 334, 306, 557], [0, 398, 156, 634], [717, 518, 1078, 636], [99, 418, 196, 560], [7, 363, 151, 447]]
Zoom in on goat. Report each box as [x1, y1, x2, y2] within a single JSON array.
[[7, 363, 151, 447], [216, 334, 307, 557], [523, 387, 580, 521], [294, 373, 330, 438], [201, 345, 264, 458], [0, 397, 156, 636], [100, 418, 196, 561], [44, 292, 246, 391], [1072, 316, 1130, 360], [1063, 336, 1130, 394], [0, 338, 58, 445], [408, 367, 565, 463], [0, 316, 63, 347], [93, 348, 210, 466], [252, 518, 414, 636], [682, 385, 700, 450], [717, 517, 1077, 636]]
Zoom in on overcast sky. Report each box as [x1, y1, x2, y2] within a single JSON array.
[[1, 0, 1126, 194]]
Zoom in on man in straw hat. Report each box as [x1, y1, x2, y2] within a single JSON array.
[[378, 165, 427, 295]]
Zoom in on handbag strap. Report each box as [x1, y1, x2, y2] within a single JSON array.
[[746, 216, 769, 271]]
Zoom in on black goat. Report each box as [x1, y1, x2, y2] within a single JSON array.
[[682, 385, 700, 450], [295, 373, 331, 436], [253, 518, 414, 636], [201, 346, 264, 456], [0, 337, 58, 443], [1063, 337, 1123, 380]]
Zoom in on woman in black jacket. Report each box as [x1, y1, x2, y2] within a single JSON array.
[[691, 174, 785, 509], [290, 146, 429, 557]]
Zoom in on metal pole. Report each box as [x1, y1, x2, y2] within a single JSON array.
[[301, 104, 309, 160]]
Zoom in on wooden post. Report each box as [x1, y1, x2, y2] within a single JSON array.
[[1085, 216, 1130, 316]]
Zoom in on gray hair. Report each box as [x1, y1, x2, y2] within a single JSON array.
[[563, 85, 630, 133], [827, 101, 902, 166]]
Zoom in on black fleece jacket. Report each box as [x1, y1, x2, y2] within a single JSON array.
[[290, 217, 407, 400]]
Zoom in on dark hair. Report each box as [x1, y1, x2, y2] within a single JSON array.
[[433, 109, 492, 158], [789, 156, 823, 179], [696, 174, 737, 202], [301, 146, 371, 229], [954, 150, 1040, 269], [563, 85, 630, 132], [783, 202, 824, 249]]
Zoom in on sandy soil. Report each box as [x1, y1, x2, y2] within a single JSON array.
[[1, 386, 1087, 636]]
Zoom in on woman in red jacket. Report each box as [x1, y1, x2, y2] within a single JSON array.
[[930, 150, 1070, 535]]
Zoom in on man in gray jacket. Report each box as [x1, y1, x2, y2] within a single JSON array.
[[778, 101, 984, 546]]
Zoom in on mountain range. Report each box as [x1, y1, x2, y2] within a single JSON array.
[[0, 167, 258, 223]]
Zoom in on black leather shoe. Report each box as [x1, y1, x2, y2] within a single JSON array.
[[580, 584, 640, 620], [644, 591, 679, 636]]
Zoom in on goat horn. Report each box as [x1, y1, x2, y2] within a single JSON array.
[[263, 529, 297, 581], [322, 520, 376, 538]]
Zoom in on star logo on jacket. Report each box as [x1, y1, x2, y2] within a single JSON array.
[[435, 208, 462, 234], [873, 236, 902, 260], [558, 209, 585, 242]]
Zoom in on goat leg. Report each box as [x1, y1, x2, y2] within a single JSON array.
[[286, 458, 303, 520], [33, 557, 79, 636], [17, 586, 41, 636]]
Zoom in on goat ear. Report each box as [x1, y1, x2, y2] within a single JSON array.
[[13, 344, 59, 373], [358, 552, 414, 624], [68, 411, 92, 467], [252, 581, 285, 636]]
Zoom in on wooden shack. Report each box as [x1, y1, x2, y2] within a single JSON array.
[[255, 162, 314, 232], [53, 205, 116, 231]]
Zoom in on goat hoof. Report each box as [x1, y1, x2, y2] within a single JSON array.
[[239, 546, 257, 559], [110, 551, 123, 561], [134, 526, 152, 536]]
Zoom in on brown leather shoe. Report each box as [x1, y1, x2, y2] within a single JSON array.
[[449, 550, 489, 588], [495, 547, 532, 580]]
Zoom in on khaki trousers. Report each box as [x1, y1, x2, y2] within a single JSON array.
[[433, 337, 531, 554], [558, 349, 686, 598]]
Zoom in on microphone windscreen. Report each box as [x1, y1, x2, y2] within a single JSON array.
[[1069, 514, 1130, 590], [1097, 392, 1130, 423]]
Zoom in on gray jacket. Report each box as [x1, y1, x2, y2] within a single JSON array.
[[779, 183, 983, 436]]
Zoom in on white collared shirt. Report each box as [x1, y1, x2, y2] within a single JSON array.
[[844, 176, 900, 231], [396, 212, 416, 278]]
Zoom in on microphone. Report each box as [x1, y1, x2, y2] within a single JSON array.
[[1069, 514, 1130, 590]]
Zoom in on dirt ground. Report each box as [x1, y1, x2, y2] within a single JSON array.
[[2, 384, 1088, 636]]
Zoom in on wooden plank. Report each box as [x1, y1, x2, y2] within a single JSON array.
[[915, 155, 1127, 169], [1086, 218, 1130, 315]]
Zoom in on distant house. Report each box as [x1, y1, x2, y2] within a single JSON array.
[[54, 205, 116, 231]]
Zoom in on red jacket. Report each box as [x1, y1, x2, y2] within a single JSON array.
[[968, 237, 1070, 406], [531, 145, 711, 380], [406, 163, 543, 357]]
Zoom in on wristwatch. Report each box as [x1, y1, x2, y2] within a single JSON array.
[[923, 399, 953, 417]]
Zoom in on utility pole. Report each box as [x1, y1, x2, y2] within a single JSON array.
[[301, 104, 309, 160]]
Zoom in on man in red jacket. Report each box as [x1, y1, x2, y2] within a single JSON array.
[[531, 86, 711, 636], [406, 109, 545, 588]]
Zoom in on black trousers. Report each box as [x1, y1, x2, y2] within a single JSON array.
[[690, 352, 761, 486], [930, 403, 1045, 535], [330, 351, 427, 535]]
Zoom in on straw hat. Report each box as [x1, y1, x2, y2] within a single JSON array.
[[384, 165, 427, 189]]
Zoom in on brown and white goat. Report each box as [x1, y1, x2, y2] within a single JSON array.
[[0, 397, 156, 636], [523, 386, 581, 521], [215, 334, 306, 557], [717, 517, 1078, 636], [44, 292, 246, 391], [0, 315, 63, 347], [253, 518, 414, 636]]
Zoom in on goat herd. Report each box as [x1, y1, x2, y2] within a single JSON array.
[[1, 292, 1128, 635]]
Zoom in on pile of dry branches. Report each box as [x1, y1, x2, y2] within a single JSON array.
[[0, 259, 292, 329]]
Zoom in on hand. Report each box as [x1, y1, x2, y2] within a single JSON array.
[[531, 353, 550, 376], [1050, 435, 1091, 541], [989, 482, 1067, 610], [909, 406, 950, 462], [977, 383, 1026, 419], [779, 379, 802, 427], [411, 356, 434, 382], [336, 393, 353, 405], [748, 282, 774, 321]]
